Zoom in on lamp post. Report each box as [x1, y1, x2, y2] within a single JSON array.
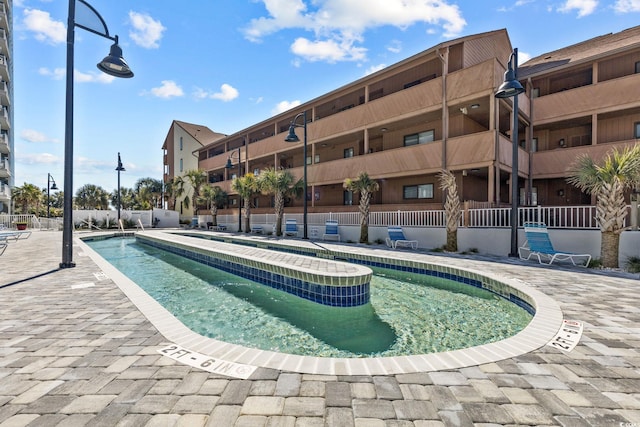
[[495, 48, 525, 257], [284, 111, 308, 239], [60, 0, 133, 268], [47, 173, 58, 219], [225, 148, 243, 232], [116, 152, 125, 222]]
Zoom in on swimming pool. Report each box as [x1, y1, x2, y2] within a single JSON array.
[[85, 236, 532, 358]]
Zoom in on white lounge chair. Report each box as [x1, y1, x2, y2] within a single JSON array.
[[385, 226, 418, 249], [519, 222, 591, 267]]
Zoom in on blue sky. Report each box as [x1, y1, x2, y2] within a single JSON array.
[[13, 0, 640, 194]]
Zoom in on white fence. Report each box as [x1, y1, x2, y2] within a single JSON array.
[[212, 205, 613, 230]]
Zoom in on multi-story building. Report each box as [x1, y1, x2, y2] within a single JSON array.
[[0, 0, 12, 214], [163, 26, 640, 221], [162, 120, 226, 217]]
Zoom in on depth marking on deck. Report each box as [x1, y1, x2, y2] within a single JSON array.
[[93, 271, 109, 281], [158, 344, 257, 379], [547, 319, 583, 352], [71, 282, 96, 289]]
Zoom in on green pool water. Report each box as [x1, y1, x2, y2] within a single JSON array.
[[86, 237, 532, 358]]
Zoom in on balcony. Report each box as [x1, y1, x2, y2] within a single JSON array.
[[532, 73, 640, 125], [0, 106, 8, 129], [0, 133, 8, 154], [0, 80, 8, 106], [531, 140, 636, 179], [0, 158, 10, 178], [0, 4, 6, 29], [0, 182, 9, 203], [0, 56, 8, 82], [0, 29, 7, 57]]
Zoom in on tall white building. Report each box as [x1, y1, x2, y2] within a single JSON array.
[[0, 0, 12, 214]]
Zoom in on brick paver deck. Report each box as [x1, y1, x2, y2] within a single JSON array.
[[1, 230, 638, 426]]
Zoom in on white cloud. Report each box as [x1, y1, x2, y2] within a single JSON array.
[[386, 40, 402, 54], [211, 84, 239, 102], [243, 0, 466, 63], [16, 152, 60, 165], [364, 64, 386, 76], [149, 80, 184, 99], [39, 67, 65, 80], [129, 11, 166, 49], [23, 8, 66, 44], [272, 100, 301, 115], [558, 0, 598, 17], [614, 0, 640, 12], [291, 37, 367, 62], [20, 129, 59, 144], [193, 84, 240, 102], [74, 70, 115, 84]]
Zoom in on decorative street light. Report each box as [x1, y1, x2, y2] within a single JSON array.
[[284, 111, 308, 239], [60, 0, 133, 268], [495, 48, 525, 257], [225, 148, 243, 232], [116, 152, 125, 222], [47, 173, 58, 219]]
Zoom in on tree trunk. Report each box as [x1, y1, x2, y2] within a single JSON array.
[[446, 230, 457, 252], [600, 231, 619, 268]]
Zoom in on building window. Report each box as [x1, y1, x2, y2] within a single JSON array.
[[179, 158, 183, 172], [403, 184, 434, 199], [635, 122, 640, 138], [404, 130, 435, 146], [635, 61, 640, 74], [531, 138, 538, 152], [179, 137, 183, 151], [532, 88, 539, 98], [343, 190, 353, 205], [344, 147, 354, 158]]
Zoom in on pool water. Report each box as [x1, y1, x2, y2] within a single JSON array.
[[87, 238, 532, 358]]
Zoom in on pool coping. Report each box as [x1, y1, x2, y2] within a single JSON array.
[[77, 230, 564, 376]]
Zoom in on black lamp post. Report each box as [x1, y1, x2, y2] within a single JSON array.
[[116, 152, 125, 222], [495, 48, 525, 257], [284, 111, 308, 239], [225, 148, 243, 232], [60, 0, 133, 268], [47, 173, 58, 219]]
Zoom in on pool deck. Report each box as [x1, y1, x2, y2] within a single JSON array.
[[1, 230, 639, 426]]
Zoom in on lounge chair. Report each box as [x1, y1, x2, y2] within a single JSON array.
[[284, 219, 298, 237], [386, 226, 418, 249], [0, 239, 6, 256], [519, 222, 591, 267], [0, 230, 32, 241], [251, 225, 263, 234], [323, 220, 340, 241]]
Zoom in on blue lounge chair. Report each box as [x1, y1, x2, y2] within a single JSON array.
[[251, 225, 263, 234], [284, 219, 298, 237], [519, 222, 591, 267], [386, 226, 418, 249], [323, 220, 340, 241]]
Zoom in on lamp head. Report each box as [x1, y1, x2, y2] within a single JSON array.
[[225, 158, 233, 169], [495, 56, 524, 99], [97, 38, 134, 78], [284, 125, 300, 143], [51, 182, 58, 191]]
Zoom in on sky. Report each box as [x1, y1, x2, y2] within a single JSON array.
[[13, 0, 640, 194]]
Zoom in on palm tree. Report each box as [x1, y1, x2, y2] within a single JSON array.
[[12, 183, 43, 214], [232, 172, 258, 233], [257, 167, 303, 236], [182, 169, 208, 215], [164, 177, 182, 211], [438, 169, 462, 252], [199, 185, 227, 226], [75, 184, 110, 209], [343, 172, 379, 243], [135, 178, 163, 208], [566, 145, 640, 268]]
